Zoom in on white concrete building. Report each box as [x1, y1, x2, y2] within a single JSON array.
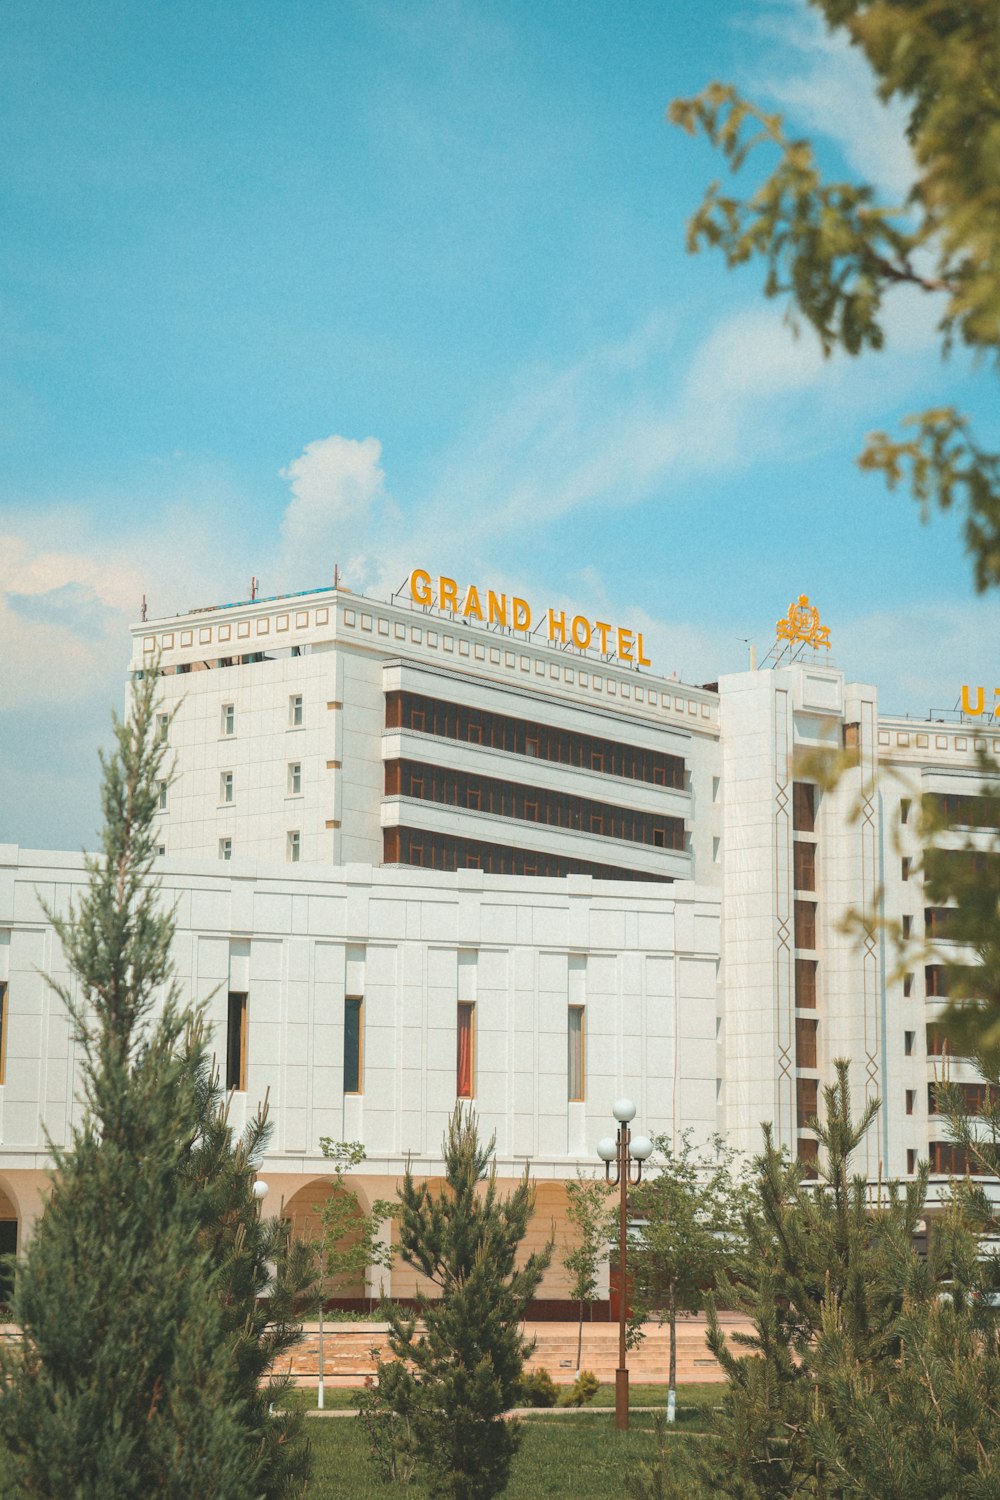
[[0, 576, 994, 1305]]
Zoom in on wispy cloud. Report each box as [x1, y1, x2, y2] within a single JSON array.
[[742, 0, 916, 202]]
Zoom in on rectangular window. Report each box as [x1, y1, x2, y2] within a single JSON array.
[[792, 782, 816, 833], [903, 973, 913, 997], [902, 914, 912, 939], [794, 900, 817, 949], [900, 798, 911, 825], [157, 713, 169, 743], [568, 1006, 585, 1101], [0, 982, 7, 1086], [226, 992, 247, 1091], [793, 841, 816, 891], [221, 771, 233, 803], [795, 958, 817, 1008], [156, 844, 166, 857], [907, 1149, 917, 1175], [797, 1138, 819, 1178], [901, 857, 911, 882], [904, 1029, 915, 1057], [219, 838, 232, 861], [290, 694, 303, 727], [796, 1076, 818, 1129], [795, 1017, 818, 1069], [287, 830, 301, 863], [157, 781, 168, 810], [222, 703, 235, 736], [457, 1002, 475, 1099], [906, 1088, 915, 1116], [344, 997, 363, 1094], [288, 762, 302, 795]]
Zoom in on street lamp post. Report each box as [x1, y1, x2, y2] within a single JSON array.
[[597, 1099, 652, 1432]]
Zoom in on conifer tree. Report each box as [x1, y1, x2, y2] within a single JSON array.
[[373, 1105, 552, 1500], [629, 1062, 1000, 1499], [0, 669, 311, 1498]]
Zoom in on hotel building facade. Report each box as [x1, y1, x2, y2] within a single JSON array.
[[0, 576, 992, 1303]]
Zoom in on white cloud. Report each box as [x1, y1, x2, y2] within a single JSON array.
[[278, 435, 389, 589], [744, 1, 916, 203]]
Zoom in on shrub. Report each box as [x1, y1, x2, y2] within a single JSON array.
[[559, 1370, 600, 1407], [514, 1368, 558, 1408]]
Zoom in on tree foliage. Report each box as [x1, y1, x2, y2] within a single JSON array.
[[371, 1105, 552, 1500], [316, 1138, 396, 1305], [562, 1170, 615, 1372], [630, 1063, 1000, 1499], [670, 1, 1000, 588], [627, 1132, 751, 1420], [0, 669, 311, 1498]]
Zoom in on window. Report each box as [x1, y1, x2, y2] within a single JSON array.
[[843, 722, 861, 751], [157, 713, 169, 743], [0, 982, 7, 1086], [900, 798, 911, 825], [156, 844, 166, 857], [901, 857, 911, 882], [287, 830, 301, 863], [926, 1024, 950, 1058], [794, 900, 817, 949], [904, 1030, 915, 1057], [792, 782, 816, 833], [903, 973, 913, 997], [797, 1139, 819, 1178], [795, 1017, 818, 1069], [386, 759, 685, 852], [568, 1006, 585, 1101], [457, 1002, 475, 1098], [928, 1081, 990, 1116], [902, 914, 912, 939], [344, 997, 363, 1094], [793, 841, 816, 891], [290, 695, 303, 727], [226, 993, 247, 1091], [157, 781, 168, 810], [221, 771, 233, 804], [219, 838, 232, 861], [288, 762, 302, 795], [796, 1076, 818, 1128], [905, 1089, 915, 1116], [222, 703, 235, 736], [907, 1149, 917, 1175], [795, 958, 817, 1008]]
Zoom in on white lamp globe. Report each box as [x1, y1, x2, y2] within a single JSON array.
[[630, 1135, 653, 1162], [596, 1136, 617, 1162], [612, 1097, 636, 1123], [252, 1180, 269, 1202]]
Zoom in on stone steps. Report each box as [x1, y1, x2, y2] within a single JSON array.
[[282, 1316, 753, 1387]]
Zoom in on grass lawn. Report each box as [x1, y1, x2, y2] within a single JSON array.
[[286, 1380, 722, 1426], [305, 1410, 709, 1498]]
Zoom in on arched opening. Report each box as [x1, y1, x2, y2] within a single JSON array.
[[282, 1177, 373, 1307], [0, 1184, 19, 1307]]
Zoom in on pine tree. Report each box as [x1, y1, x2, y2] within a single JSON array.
[[629, 1062, 1000, 1499], [0, 669, 311, 1498], [373, 1105, 552, 1500]]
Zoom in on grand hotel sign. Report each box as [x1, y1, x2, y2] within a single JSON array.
[[408, 568, 652, 669]]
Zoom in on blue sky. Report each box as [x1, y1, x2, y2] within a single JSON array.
[[2, 0, 997, 850]]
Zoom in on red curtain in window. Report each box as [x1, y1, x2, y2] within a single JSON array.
[[457, 1003, 474, 1098]]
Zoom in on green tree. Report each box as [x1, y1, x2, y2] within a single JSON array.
[[669, 1, 1000, 590], [627, 1132, 751, 1424], [312, 1138, 396, 1409], [0, 670, 311, 1498], [562, 1169, 614, 1375], [629, 1062, 1000, 1499], [372, 1105, 552, 1500]]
